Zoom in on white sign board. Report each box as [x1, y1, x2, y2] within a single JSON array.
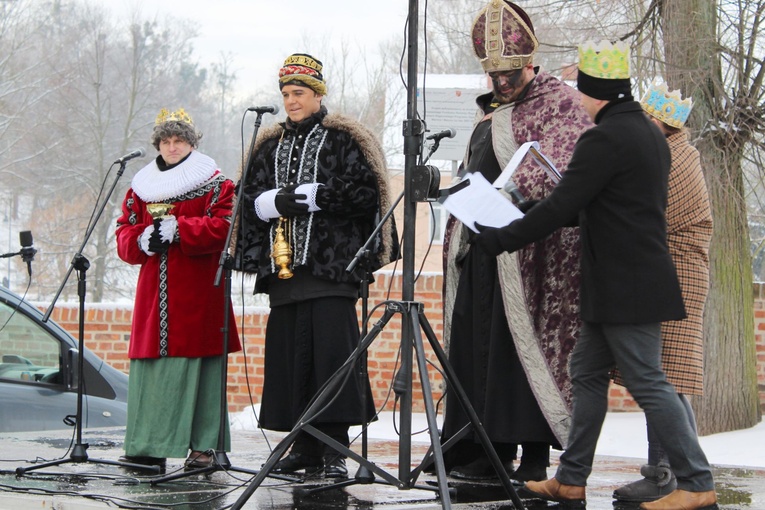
[[417, 87, 487, 162]]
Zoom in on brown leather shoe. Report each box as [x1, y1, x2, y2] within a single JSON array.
[[524, 477, 586, 505], [639, 489, 718, 510], [184, 450, 215, 470]]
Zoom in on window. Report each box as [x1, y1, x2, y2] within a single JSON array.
[[0, 302, 62, 384]]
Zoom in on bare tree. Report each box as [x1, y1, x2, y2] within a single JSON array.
[[8, 1, 208, 302], [0, 0, 58, 290], [648, 0, 763, 434], [423, 0, 484, 74], [201, 52, 245, 178]]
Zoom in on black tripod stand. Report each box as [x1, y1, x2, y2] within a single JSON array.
[[149, 107, 298, 485], [229, 298, 524, 509], [16, 160, 159, 476], [229, 0, 524, 507]]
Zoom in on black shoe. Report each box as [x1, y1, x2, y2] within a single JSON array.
[[271, 452, 323, 474], [118, 455, 166, 473], [511, 463, 548, 484], [449, 456, 515, 481], [323, 454, 348, 478], [184, 450, 215, 470]]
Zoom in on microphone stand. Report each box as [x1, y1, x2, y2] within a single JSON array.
[[0, 246, 37, 276], [16, 161, 159, 475], [298, 190, 403, 496], [150, 109, 298, 485]]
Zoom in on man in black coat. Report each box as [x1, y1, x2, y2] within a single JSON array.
[[473, 40, 717, 510]]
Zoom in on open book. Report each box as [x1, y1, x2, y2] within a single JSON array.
[[493, 141, 561, 188]]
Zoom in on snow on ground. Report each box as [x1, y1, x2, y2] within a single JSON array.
[[231, 406, 765, 469]]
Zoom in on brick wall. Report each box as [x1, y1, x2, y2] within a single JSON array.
[[752, 283, 765, 411], [605, 283, 765, 412], [39, 275, 765, 414]]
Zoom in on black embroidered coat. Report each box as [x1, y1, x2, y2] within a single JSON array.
[[235, 109, 394, 293], [233, 108, 394, 431]]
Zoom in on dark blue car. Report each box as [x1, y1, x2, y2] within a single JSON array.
[[0, 285, 128, 432]]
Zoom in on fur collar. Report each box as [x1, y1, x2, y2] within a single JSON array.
[[246, 113, 395, 265]]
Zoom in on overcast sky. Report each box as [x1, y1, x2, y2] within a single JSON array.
[[112, 0, 412, 99]]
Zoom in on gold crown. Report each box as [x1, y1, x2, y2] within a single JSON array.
[[640, 81, 693, 129], [155, 108, 193, 125], [578, 40, 630, 80]]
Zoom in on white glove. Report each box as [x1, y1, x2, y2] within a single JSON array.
[[294, 183, 323, 212], [158, 215, 178, 243], [139, 224, 156, 256], [254, 189, 280, 221]]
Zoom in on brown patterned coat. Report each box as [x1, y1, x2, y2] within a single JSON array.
[[613, 131, 713, 395]]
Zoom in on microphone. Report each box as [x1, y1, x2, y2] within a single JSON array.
[[392, 367, 408, 395], [114, 148, 146, 164], [19, 230, 37, 277], [426, 128, 456, 141], [247, 104, 280, 115], [503, 179, 526, 206]]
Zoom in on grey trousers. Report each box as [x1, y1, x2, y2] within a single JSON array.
[[556, 322, 715, 492], [647, 393, 697, 466]]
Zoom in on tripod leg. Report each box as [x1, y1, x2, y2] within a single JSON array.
[[302, 425, 403, 487], [418, 309, 526, 510], [413, 423, 472, 479], [15, 457, 71, 476], [230, 305, 400, 510], [407, 305, 452, 507]]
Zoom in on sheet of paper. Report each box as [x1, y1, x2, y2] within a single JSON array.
[[439, 173, 523, 233]]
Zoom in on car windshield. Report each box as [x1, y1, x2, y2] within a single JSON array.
[[0, 301, 62, 385]]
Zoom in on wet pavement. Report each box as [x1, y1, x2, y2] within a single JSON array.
[[0, 426, 762, 509]]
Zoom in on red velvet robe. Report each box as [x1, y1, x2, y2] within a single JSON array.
[[116, 153, 241, 359]]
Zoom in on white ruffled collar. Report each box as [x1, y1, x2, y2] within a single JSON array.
[[131, 150, 218, 202]]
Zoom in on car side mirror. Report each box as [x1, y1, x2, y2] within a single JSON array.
[[66, 348, 79, 391]]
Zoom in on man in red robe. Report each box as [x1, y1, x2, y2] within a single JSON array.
[[116, 108, 241, 471]]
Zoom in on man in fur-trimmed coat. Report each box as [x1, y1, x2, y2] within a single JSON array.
[[235, 53, 396, 479]]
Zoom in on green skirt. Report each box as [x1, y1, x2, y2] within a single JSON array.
[[124, 356, 231, 458]]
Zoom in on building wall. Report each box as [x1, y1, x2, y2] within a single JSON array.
[[40, 274, 765, 414]]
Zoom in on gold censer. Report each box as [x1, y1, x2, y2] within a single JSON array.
[[146, 203, 175, 220], [271, 216, 293, 279]]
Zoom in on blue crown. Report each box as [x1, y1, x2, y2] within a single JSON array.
[[640, 82, 693, 128]]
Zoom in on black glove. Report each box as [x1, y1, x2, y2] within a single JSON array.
[[274, 183, 309, 217], [473, 222, 490, 233], [518, 199, 540, 214], [470, 223, 505, 257], [148, 220, 170, 254]]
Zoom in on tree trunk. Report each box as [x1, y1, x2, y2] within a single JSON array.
[[660, 0, 761, 434]]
